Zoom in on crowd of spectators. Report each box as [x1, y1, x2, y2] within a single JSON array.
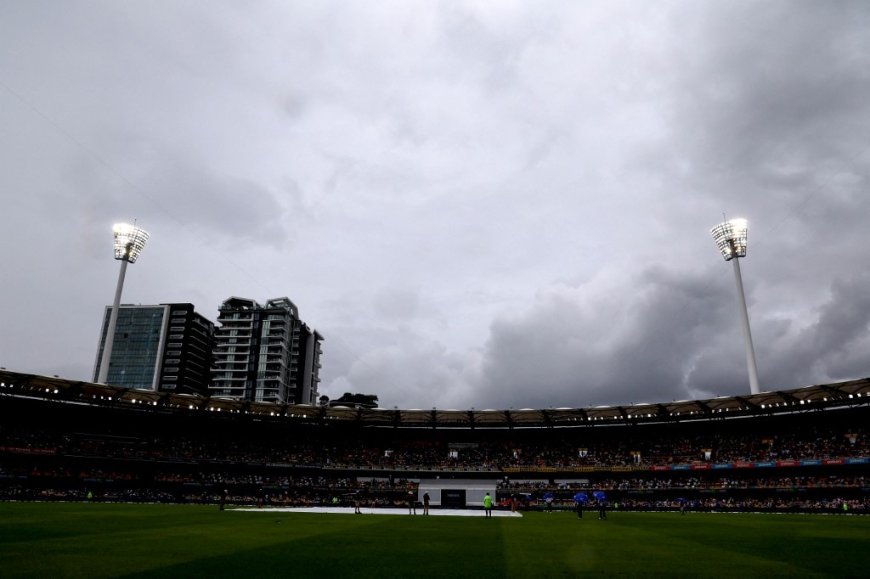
[[2, 473, 867, 514], [1, 398, 868, 513], [1, 424, 866, 471], [498, 475, 867, 491]]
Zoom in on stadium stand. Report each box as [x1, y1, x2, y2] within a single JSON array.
[[1, 369, 867, 513]]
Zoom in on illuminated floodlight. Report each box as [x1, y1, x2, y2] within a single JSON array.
[[710, 218, 748, 261], [710, 217, 760, 395], [96, 222, 150, 385], [112, 223, 150, 263]]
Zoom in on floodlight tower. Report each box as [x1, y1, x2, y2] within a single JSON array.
[[710, 218, 760, 395], [96, 222, 150, 384]]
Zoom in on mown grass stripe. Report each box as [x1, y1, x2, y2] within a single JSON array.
[[0, 504, 867, 578]]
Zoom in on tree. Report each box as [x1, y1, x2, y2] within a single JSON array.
[[329, 392, 379, 409]]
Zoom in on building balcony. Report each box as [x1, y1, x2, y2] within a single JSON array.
[[213, 343, 252, 351], [214, 336, 245, 343], [212, 359, 250, 366], [212, 376, 247, 384], [215, 329, 253, 338]]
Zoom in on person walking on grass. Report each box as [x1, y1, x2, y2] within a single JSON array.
[[598, 499, 607, 520], [484, 492, 494, 518], [574, 494, 584, 519]]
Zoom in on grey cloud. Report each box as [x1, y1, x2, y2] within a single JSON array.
[[65, 140, 290, 250], [758, 272, 870, 388], [3, 1, 870, 412], [661, 1, 870, 198], [473, 267, 738, 408], [150, 159, 289, 249], [372, 287, 423, 321], [321, 326, 477, 409], [811, 274, 870, 356]]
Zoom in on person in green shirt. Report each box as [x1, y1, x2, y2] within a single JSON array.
[[483, 493, 493, 518]]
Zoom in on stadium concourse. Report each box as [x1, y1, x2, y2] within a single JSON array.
[[1, 368, 868, 514]]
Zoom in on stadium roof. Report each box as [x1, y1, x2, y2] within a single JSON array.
[[1, 368, 868, 429]]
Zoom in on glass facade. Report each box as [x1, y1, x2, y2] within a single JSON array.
[[95, 306, 166, 389]]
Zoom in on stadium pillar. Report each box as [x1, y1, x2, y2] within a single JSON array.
[[97, 258, 128, 384], [730, 256, 760, 395], [711, 218, 761, 395]]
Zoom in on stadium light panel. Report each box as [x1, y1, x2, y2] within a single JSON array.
[[112, 223, 150, 263], [710, 218, 748, 261]]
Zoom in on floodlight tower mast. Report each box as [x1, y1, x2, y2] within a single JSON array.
[[710, 218, 760, 395], [96, 223, 150, 384]]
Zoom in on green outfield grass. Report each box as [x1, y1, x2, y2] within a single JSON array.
[[1, 503, 868, 578]]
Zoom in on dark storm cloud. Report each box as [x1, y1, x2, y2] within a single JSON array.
[[473, 267, 737, 408], [759, 271, 870, 388], [810, 275, 870, 359], [471, 263, 870, 410]]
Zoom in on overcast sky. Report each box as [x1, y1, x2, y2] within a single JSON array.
[[1, 1, 868, 410]]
